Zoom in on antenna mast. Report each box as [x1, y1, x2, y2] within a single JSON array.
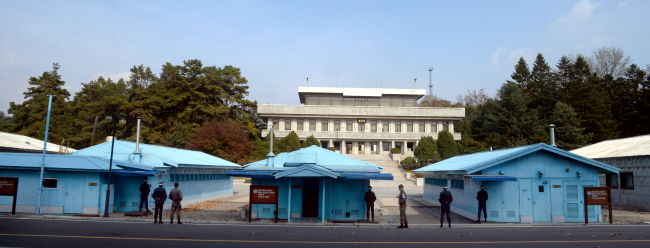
[[428, 67, 433, 95], [53, 63, 60, 78]]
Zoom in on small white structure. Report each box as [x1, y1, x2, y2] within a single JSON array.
[[571, 135, 650, 211], [0, 131, 76, 154]]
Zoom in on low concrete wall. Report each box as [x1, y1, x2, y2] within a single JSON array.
[[391, 153, 401, 161]]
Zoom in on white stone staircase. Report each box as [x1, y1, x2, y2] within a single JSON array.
[[344, 154, 416, 187]]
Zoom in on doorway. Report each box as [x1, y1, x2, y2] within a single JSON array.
[[302, 179, 320, 217], [532, 180, 552, 222]]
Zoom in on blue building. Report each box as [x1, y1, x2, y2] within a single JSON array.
[[72, 140, 241, 211], [0, 152, 156, 214], [414, 143, 620, 223], [227, 146, 392, 223]]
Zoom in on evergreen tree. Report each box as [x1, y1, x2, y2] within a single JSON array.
[[510, 57, 531, 92], [0, 111, 12, 132], [166, 122, 191, 148], [302, 135, 320, 148], [529, 54, 556, 118], [8, 70, 71, 144], [437, 130, 459, 160], [278, 131, 301, 152], [550, 102, 590, 150], [613, 64, 646, 137], [455, 119, 487, 154], [414, 136, 439, 167]]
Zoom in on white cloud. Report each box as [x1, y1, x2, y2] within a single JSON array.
[[490, 47, 506, 67], [508, 48, 535, 64], [618, 0, 631, 8], [554, 0, 600, 26], [91, 72, 131, 82]]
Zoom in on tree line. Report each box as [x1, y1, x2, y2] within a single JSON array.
[[405, 47, 650, 169]]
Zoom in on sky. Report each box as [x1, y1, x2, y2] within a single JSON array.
[[1, 0, 649, 114]]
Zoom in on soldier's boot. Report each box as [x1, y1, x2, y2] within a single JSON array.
[[177, 219, 182, 224], [404, 222, 408, 228], [439, 223, 443, 228], [154, 218, 158, 224], [448, 223, 451, 228], [170, 218, 174, 224], [397, 224, 404, 228]]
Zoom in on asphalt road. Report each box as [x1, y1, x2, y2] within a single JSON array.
[[2, 217, 650, 248]]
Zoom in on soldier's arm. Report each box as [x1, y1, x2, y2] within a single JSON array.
[[179, 191, 183, 201]]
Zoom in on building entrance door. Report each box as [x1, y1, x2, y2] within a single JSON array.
[[358, 142, 365, 154], [532, 180, 552, 222], [563, 181, 598, 222], [302, 179, 320, 217], [64, 174, 85, 213], [501, 181, 520, 222]]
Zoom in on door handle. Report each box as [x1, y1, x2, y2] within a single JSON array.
[[533, 201, 536, 204], [66, 192, 68, 196], [502, 201, 505, 203]]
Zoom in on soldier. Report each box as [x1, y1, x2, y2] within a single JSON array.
[[364, 186, 377, 222], [476, 185, 488, 223], [169, 182, 183, 224], [151, 182, 167, 224], [439, 185, 453, 228], [397, 184, 408, 228], [138, 179, 151, 212]]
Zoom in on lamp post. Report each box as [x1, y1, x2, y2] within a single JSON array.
[[103, 109, 126, 217]]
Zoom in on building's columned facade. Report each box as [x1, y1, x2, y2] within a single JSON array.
[[259, 87, 464, 157]]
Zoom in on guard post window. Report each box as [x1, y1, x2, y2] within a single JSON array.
[[346, 120, 353, 131], [321, 119, 329, 131], [272, 119, 279, 130], [42, 178, 58, 189], [395, 121, 401, 133], [620, 172, 634, 190], [284, 119, 292, 130], [334, 120, 340, 131], [418, 121, 425, 132]]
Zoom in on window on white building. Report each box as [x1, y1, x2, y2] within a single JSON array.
[[309, 119, 316, 131], [346, 120, 353, 131], [334, 120, 340, 131], [395, 121, 402, 132], [370, 120, 377, 132], [321, 119, 328, 131], [284, 119, 292, 130], [406, 121, 413, 132], [297, 119, 304, 130]]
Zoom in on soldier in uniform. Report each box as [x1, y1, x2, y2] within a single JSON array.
[[138, 179, 150, 212], [151, 182, 167, 224], [397, 184, 408, 228], [439, 185, 453, 228], [169, 182, 183, 224], [364, 186, 377, 222], [476, 185, 488, 223]]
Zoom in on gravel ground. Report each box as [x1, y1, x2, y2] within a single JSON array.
[[603, 208, 650, 223]]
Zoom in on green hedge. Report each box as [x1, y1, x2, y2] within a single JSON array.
[[391, 147, 401, 154], [327, 147, 336, 152]]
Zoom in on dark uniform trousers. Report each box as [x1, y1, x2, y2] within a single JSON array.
[[154, 203, 164, 220], [139, 194, 148, 211], [478, 202, 487, 220], [440, 205, 451, 224], [366, 203, 374, 221]]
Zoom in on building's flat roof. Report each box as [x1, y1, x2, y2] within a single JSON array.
[[0, 131, 77, 153], [571, 134, 650, 159], [298, 87, 426, 103], [0, 152, 153, 171]]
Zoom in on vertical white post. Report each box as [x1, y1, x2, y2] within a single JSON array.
[[288, 178, 291, 223]]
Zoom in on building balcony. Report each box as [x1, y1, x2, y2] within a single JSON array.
[[261, 130, 462, 141], [258, 104, 465, 119]]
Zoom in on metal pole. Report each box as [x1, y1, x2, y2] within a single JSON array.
[[288, 178, 291, 223], [322, 179, 325, 223], [103, 124, 117, 217], [90, 116, 99, 146], [36, 95, 53, 215]]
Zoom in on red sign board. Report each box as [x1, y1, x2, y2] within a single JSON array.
[[585, 188, 610, 205], [0, 178, 18, 196], [251, 187, 277, 204], [0, 177, 19, 215], [584, 187, 612, 224], [249, 185, 279, 223]]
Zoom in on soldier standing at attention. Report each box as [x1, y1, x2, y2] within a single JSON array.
[[169, 183, 183, 224], [397, 184, 408, 228], [364, 186, 377, 222], [138, 179, 151, 212], [476, 185, 488, 223], [152, 182, 167, 224], [439, 185, 453, 228]]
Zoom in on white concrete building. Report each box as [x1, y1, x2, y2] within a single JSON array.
[[258, 87, 464, 157]]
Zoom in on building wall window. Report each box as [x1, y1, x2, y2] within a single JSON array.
[[321, 119, 329, 131], [306, 96, 318, 105], [393, 98, 404, 107], [368, 98, 379, 106], [343, 98, 355, 106], [334, 120, 341, 131], [42, 178, 58, 189], [620, 172, 634, 190], [431, 121, 437, 133], [380, 98, 391, 107], [451, 180, 464, 189], [332, 97, 343, 105], [383, 120, 389, 132], [284, 119, 292, 130], [418, 121, 425, 132], [394, 121, 402, 133], [309, 119, 316, 131], [606, 174, 618, 189], [297, 119, 304, 130], [425, 178, 447, 186], [358, 121, 365, 132], [383, 142, 390, 151], [272, 119, 279, 130], [406, 121, 413, 132], [319, 96, 331, 105], [370, 120, 377, 132], [346, 120, 353, 131]]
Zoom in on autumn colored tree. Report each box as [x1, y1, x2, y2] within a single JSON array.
[[185, 119, 251, 165]]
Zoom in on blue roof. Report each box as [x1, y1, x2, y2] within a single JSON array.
[[72, 140, 240, 168], [0, 152, 154, 171], [244, 146, 383, 173], [274, 164, 340, 179], [415, 143, 621, 175]]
